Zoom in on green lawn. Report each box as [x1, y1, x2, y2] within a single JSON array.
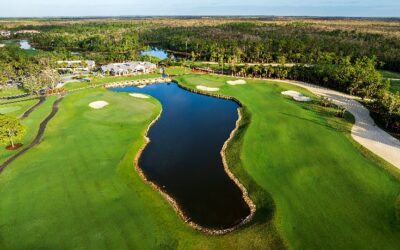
[[379, 70, 400, 93], [380, 70, 400, 79], [1, 74, 399, 249], [0, 97, 57, 164], [165, 66, 190, 75], [0, 87, 27, 98], [176, 74, 400, 249]]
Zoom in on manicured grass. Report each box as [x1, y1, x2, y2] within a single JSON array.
[[0, 87, 284, 249], [1, 74, 399, 249], [379, 70, 400, 93], [165, 66, 190, 75], [0, 87, 27, 98], [380, 70, 400, 79], [0, 96, 57, 165], [390, 80, 400, 93], [176, 74, 400, 249], [64, 81, 91, 91]]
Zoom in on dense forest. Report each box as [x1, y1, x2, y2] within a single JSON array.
[[141, 22, 400, 72]]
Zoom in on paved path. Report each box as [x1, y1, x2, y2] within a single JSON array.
[[272, 79, 400, 169], [0, 96, 64, 173]]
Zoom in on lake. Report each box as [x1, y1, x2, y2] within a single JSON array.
[[19, 40, 34, 50], [111, 82, 251, 230], [141, 48, 169, 60]]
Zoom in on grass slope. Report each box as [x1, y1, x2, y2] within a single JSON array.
[[0, 97, 57, 163], [176, 74, 400, 249], [0, 87, 284, 249], [379, 70, 400, 93]]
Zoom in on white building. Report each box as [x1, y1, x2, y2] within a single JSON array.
[[15, 30, 41, 34], [57, 60, 96, 73], [0, 30, 11, 37], [100, 61, 157, 76]]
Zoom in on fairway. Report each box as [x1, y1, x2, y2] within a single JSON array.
[[0, 74, 399, 249]]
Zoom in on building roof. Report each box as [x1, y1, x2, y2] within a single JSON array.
[[101, 61, 156, 72]]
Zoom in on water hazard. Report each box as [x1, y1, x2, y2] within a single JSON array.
[[112, 82, 250, 229]]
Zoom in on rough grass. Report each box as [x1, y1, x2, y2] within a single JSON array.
[[176, 74, 400, 249]]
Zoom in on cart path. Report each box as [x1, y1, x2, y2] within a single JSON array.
[[0, 96, 63, 173], [273, 79, 400, 169], [19, 97, 46, 120]]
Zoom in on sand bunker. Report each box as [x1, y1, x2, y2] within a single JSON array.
[[227, 79, 247, 85], [129, 93, 149, 99], [281, 90, 311, 102], [196, 85, 220, 92], [89, 101, 109, 109], [137, 85, 146, 88]]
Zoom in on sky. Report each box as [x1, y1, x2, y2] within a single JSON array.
[[0, 0, 399, 18]]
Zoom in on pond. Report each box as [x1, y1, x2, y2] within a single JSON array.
[[141, 48, 169, 60], [112, 82, 251, 230], [19, 40, 34, 50]]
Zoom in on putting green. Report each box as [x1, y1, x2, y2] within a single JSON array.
[[1, 74, 399, 249]]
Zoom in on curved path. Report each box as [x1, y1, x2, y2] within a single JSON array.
[[0, 96, 64, 173], [273, 79, 400, 169], [19, 97, 46, 120]]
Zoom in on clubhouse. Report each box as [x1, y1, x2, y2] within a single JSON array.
[[100, 61, 157, 76]]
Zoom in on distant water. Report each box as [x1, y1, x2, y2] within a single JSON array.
[[111, 82, 250, 229], [19, 40, 34, 50], [141, 48, 169, 60]]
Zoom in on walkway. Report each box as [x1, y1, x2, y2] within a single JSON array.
[[273, 79, 400, 169]]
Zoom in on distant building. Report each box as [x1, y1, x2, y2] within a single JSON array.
[[0, 30, 11, 37], [100, 61, 157, 76], [15, 30, 41, 34], [57, 60, 96, 73]]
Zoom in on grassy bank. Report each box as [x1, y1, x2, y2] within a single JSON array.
[[175, 74, 400, 249], [1, 74, 399, 249]]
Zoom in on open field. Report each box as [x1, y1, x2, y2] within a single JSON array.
[[1, 74, 399, 249], [380, 70, 400, 93], [0, 87, 27, 98]]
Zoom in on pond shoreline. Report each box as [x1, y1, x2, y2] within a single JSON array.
[[133, 81, 256, 235]]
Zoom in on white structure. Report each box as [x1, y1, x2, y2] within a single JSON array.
[[100, 61, 157, 76], [15, 30, 41, 34], [0, 30, 11, 37], [57, 60, 96, 72], [0, 44, 5, 48]]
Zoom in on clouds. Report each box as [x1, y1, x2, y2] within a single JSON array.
[[0, 0, 399, 17]]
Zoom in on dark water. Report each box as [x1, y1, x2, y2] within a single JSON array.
[[112, 82, 250, 229]]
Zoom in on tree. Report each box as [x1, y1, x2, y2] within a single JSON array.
[[23, 69, 61, 94], [0, 115, 26, 149]]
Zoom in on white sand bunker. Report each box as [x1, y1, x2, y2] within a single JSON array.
[[227, 79, 247, 85], [281, 90, 311, 102], [129, 93, 149, 99], [89, 101, 109, 109], [196, 85, 219, 92]]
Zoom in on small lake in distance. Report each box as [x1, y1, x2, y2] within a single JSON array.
[[140, 48, 169, 60]]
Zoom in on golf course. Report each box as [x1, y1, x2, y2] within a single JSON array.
[[0, 72, 399, 249]]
